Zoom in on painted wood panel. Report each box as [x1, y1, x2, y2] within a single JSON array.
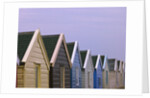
[[117, 61, 125, 88], [23, 38, 49, 88], [109, 71, 116, 88], [94, 60, 103, 88], [71, 49, 82, 88], [102, 61, 110, 88], [50, 42, 71, 88], [82, 53, 94, 88], [17, 66, 24, 87]]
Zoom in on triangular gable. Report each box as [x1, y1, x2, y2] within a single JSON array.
[[67, 41, 82, 68], [43, 33, 72, 68], [100, 55, 109, 70], [18, 29, 50, 69], [92, 55, 101, 69], [80, 50, 91, 69]]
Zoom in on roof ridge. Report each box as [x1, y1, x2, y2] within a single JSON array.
[[18, 31, 34, 35], [80, 50, 87, 53], [42, 34, 60, 38], [67, 42, 75, 45]]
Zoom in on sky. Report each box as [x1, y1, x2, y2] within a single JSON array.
[[18, 8, 126, 62]]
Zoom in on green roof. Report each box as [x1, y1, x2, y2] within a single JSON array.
[[100, 55, 105, 67], [117, 60, 120, 70], [66, 42, 75, 59], [42, 35, 59, 61], [92, 56, 98, 68], [17, 31, 34, 61], [80, 51, 87, 68], [108, 59, 115, 71]]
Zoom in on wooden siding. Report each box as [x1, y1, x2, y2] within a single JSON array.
[[71, 49, 82, 88], [117, 62, 125, 88], [94, 61, 103, 88], [109, 71, 116, 88], [17, 66, 24, 87], [82, 54, 94, 88], [102, 62, 109, 88], [50, 42, 71, 88], [118, 71, 124, 88], [116, 70, 119, 88], [24, 39, 49, 88]]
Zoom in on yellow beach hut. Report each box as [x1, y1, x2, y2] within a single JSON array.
[[16, 29, 50, 88]]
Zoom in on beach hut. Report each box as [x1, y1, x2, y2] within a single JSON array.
[[67, 41, 82, 88], [17, 29, 50, 88], [42, 33, 72, 88], [16, 56, 20, 87], [118, 61, 125, 88], [80, 50, 94, 88], [116, 60, 121, 88], [92, 55, 103, 88], [123, 62, 125, 88], [100, 55, 109, 88], [108, 59, 117, 88]]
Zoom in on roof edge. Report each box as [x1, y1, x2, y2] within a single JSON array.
[[95, 55, 101, 69], [50, 33, 62, 67], [71, 41, 77, 63], [22, 29, 40, 62], [83, 49, 90, 69]]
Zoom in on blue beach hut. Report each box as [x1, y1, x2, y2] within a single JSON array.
[[92, 55, 103, 88], [67, 41, 82, 88]]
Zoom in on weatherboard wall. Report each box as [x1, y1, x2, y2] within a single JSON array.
[[17, 37, 49, 88], [71, 49, 82, 88], [50, 42, 71, 88], [82, 52, 94, 88], [93, 60, 103, 88], [102, 58, 110, 88]]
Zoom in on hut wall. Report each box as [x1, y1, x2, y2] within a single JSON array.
[[17, 66, 24, 87], [94, 61, 103, 88], [82, 54, 94, 88], [50, 43, 71, 88], [24, 39, 49, 88], [102, 62, 109, 88], [71, 49, 82, 88], [109, 71, 116, 88]]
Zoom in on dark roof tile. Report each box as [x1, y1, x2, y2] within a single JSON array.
[[80, 50, 87, 68], [66, 42, 75, 58], [92, 56, 98, 68], [17, 31, 34, 61], [100, 55, 105, 67], [108, 59, 115, 71], [42, 35, 59, 61]]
